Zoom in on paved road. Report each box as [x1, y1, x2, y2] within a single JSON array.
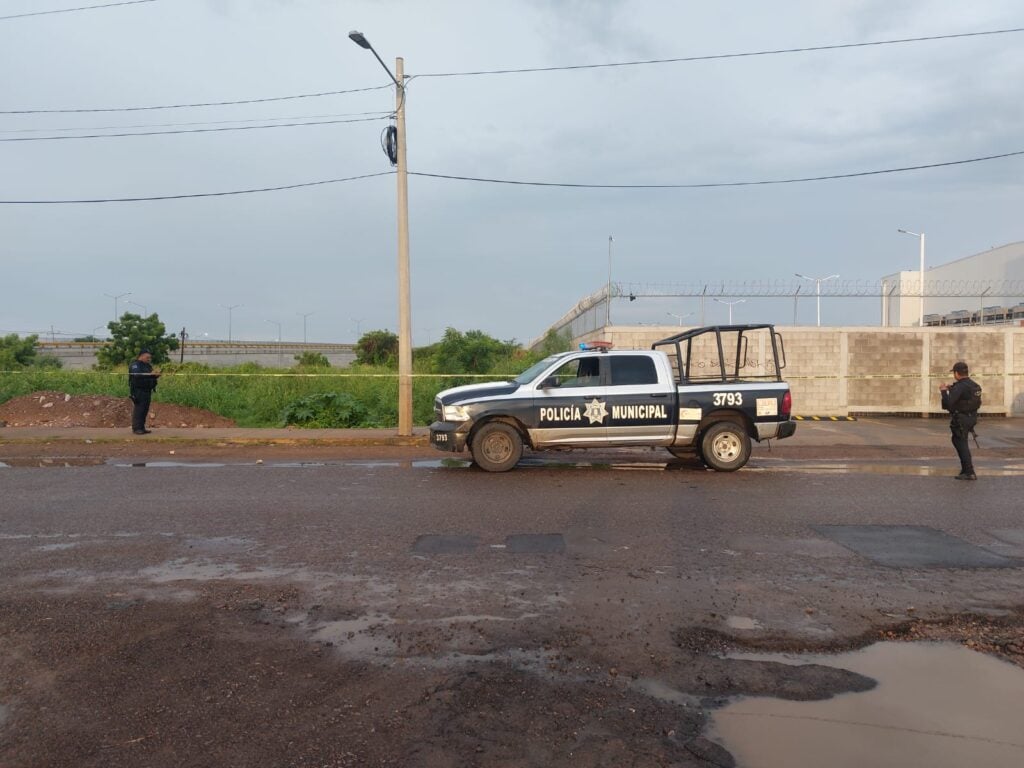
[[2, 454, 1023, 766]]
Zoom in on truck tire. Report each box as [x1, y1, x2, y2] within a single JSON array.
[[700, 421, 751, 472], [471, 422, 523, 472]]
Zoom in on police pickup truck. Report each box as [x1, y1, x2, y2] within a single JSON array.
[[430, 324, 795, 472]]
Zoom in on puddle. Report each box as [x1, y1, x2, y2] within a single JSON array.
[[725, 616, 763, 631], [631, 678, 702, 708], [710, 642, 1024, 767], [0, 457, 106, 468], [116, 461, 227, 468]]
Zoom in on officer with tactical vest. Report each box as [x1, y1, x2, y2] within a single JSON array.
[[939, 360, 982, 481], [128, 348, 161, 434]]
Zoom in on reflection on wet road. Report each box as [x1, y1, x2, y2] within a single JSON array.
[[2, 455, 1023, 476]]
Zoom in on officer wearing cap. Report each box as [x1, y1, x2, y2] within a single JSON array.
[[128, 348, 161, 434], [939, 360, 982, 480]]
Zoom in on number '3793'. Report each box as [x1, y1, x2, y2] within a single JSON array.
[[712, 392, 743, 406]]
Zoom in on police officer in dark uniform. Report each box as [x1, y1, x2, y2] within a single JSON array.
[[940, 360, 981, 480], [128, 348, 161, 434]]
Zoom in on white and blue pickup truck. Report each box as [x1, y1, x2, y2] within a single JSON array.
[[429, 324, 796, 472]]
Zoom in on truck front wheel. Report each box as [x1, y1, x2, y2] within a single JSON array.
[[471, 422, 523, 472], [700, 422, 751, 472]]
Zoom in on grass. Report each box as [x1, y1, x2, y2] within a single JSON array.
[[0, 364, 511, 428]]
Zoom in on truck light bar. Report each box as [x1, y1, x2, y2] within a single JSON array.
[[579, 341, 613, 351]]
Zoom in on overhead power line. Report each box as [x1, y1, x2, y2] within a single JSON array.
[[0, 114, 391, 142], [0, 171, 394, 204], [413, 27, 1024, 77], [409, 149, 1024, 188], [2, 148, 1020, 204], [0, 0, 157, 21], [0, 110, 394, 135], [0, 84, 392, 115]]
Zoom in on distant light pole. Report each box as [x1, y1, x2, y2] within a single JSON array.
[[351, 317, 364, 339], [221, 304, 242, 343], [265, 319, 282, 343], [104, 291, 131, 321], [127, 300, 147, 316], [897, 229, 926, 326], [349, 29, 413, 436], [666, 311, 693, 326], [714, 298, 745, 324], [795, 273, 839, 327], [297, 311, 315, 344], [606, 235, 614, 327]]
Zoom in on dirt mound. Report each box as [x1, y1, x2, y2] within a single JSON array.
[[0, 391, 235, 428]]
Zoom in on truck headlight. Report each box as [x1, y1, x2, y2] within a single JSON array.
[[442, 404, 471, 422]]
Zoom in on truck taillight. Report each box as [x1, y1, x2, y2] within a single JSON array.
[[782, 391, 792, 418]]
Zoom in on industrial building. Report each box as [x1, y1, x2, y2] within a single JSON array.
[[880, 241, 1024, 327]]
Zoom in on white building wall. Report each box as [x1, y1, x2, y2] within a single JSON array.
[[881, 241, 1024, 326]]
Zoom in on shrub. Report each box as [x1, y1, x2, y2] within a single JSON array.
[[294, 351, 331, 369], [280, 392, 369, 428]]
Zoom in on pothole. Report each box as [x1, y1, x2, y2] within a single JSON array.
[[709, 641, 1024, 767]]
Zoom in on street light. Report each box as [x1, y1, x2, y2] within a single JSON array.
[[897, 229, 926, 326], [127, 300, 147, 316], [351, 317, 364, 339], [350, 29, 413, 436], [221, 304, 242, 343], [713, 298, 745, 324], [104, 291, 131, 321], [297, 311, 315, 344], [265, 319, 282, 343], [795, 273, 840, 327], [666, 311, 693, 326], [606, 235, 614, 327]]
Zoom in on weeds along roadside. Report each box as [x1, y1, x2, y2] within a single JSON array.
[[0, 364, 511, 428]]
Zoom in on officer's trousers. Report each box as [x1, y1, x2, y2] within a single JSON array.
[[131, 390, 151, 432], [950, 420, 974, 475]]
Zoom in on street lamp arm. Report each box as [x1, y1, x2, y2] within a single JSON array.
[[348, 31, 400, 87]]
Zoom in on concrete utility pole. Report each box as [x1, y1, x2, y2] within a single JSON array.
[[897, 229, 925, 326], [350, 30, 413, 436]]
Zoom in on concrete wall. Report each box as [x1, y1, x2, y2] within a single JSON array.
[[577, 325, 1024, 416], [35, 342, 356, 371]]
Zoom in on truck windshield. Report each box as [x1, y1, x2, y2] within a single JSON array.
[[513, 354, 566, 385]]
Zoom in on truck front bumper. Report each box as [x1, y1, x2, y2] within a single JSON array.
[[429, 421, 469, 452]]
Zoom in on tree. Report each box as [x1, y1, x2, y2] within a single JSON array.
[[536, 328, 573, 357], [355, 329, 398, 367], [96, 313, 178, 367], [0, 333, 60, 370], [429, 328, 518, 374]]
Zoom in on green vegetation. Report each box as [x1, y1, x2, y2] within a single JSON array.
[[355, 330, 398, 366], [96, 313, 179, 367], [0, 334, 62, 370], [293, 351, 331, 369], [0, 327, 573, 428]]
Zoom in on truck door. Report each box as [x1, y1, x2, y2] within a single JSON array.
[[605, 355, 675, 445], [531, 354, 609, 447]]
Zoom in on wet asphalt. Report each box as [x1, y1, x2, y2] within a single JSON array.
[[4, 454, 1024, 640]]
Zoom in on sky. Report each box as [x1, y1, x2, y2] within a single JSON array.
[[1, 0, 1022, 344]]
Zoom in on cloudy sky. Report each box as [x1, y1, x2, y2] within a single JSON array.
[[2, 0, 1022, 343]]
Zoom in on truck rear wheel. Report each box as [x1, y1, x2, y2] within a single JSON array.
[[471, 422, 523, 472], [700, 422, 751, 472]]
